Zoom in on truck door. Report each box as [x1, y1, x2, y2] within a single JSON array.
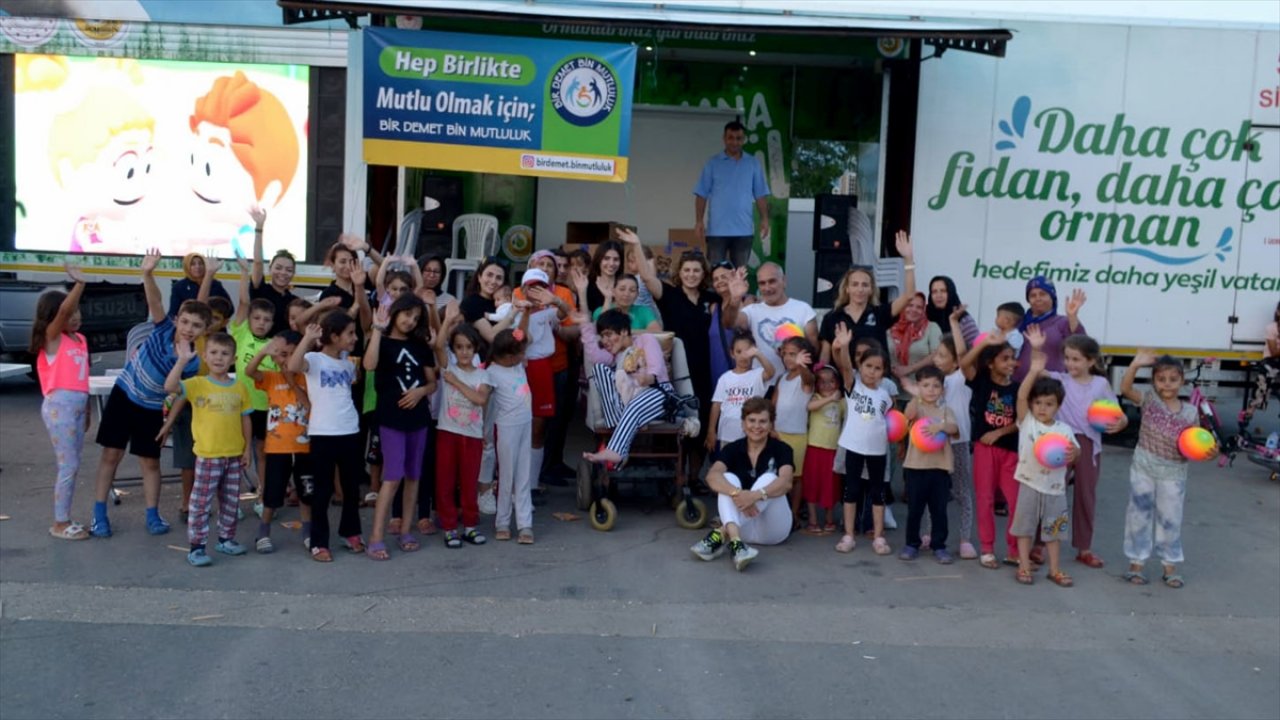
[[1231, 126, 1280, 350]]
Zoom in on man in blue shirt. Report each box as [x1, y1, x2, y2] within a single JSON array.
[[693, 120, 771, 269]]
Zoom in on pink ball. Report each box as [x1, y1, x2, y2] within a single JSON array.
[[1086, 399, 1124, 433], [910, 418, 948, 453], [1178, 427, 1216, 461], [1033, 433, 1073, 469], [885, 409, 908, 443]]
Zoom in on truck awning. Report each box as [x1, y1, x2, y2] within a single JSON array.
[[279, 0, 1012, 55]]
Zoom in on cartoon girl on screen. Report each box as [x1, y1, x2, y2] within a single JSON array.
[[48, 86, 156, 253], [187, 70, 300, 255]]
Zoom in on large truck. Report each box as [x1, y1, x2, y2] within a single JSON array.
[[911, 21, 1279, 360]]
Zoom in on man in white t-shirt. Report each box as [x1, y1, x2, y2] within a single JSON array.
[[723, 262, 818, 387]]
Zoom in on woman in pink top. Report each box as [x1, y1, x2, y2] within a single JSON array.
[[576, 308, 672, 466], [30, 264, 92, 540]]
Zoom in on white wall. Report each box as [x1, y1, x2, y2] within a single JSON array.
[[911, 22, 1280, 351], [534, 105, 739, 246]]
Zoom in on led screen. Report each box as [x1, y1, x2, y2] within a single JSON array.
[[13, 53, 309, 258]]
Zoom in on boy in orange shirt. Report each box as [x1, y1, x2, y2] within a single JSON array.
[[245, 331, 312, 553]]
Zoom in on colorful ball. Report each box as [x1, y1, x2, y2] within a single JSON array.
[[909, 417, 948, 453], [1033, 433, 1073, 469], [885, 409, 908, 443], [1178, 427, 1217, 462], [1086, 399, 1124, 433], [773, 322, 805, 342]]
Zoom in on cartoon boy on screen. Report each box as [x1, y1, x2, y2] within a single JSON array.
[[49, 86, 156, 253], [186, 71, 300, 253]]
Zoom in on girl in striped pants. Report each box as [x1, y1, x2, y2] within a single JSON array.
[[579, 309, 672, 467]]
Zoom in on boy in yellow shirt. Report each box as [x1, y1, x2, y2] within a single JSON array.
[[158, 332, 252, 567]]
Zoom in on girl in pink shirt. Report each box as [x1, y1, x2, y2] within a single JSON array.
[[31, 264, 92, 540]]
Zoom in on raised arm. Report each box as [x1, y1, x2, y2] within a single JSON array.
[[1065, 288, 1087, 334], [1120, 349, 1155, 406], [721, 267, 751, 331], [232, 259, 251, 324], [364, 307, 388, 371], [1016, 326, 1048, 422], [751, 344, 776, 383], [574, 311, 615, 368], [46, 262, 87, 346], [250, 206, 267, 288], [959, 330, 1002, 382], [351, 266, 372, 331], [949, 304, 969, 358], [245, 337, 279, 384], [831, 323, 855, 392], [164, 340, 197, 395], [618, 229, 664, 301], [196, 250, 217, 303], [888, 230, 917, 318], [433, 301, 461, 368], [289, 324, 322, 374], [140, 248, 165, 323]]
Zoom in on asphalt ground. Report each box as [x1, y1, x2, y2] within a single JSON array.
[[1, 371, 1277, 720]]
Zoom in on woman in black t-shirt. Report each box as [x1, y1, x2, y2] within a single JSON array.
[[579, 241, 623, 314], [459, 259, 518, 344], [689, 398, 795, 571], [817, 231, 919, 366], [247, 208, 297, 336], [621, 229, 721, 476]]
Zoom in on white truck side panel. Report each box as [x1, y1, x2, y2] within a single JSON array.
[[912, 22, 1280, 353]]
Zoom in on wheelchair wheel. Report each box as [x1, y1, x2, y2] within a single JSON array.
[[576, 459, 594, 511], [589, 498, 617, 531], [674, 498, 708, 529]]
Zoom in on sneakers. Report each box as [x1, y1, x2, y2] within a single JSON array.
[[478, 489, 497, 515], [90, 516, 112, 538], [934, 548, 955, 565], [882, 506, 898, 530], [255, 536, 275, 554], [690, 530, 726, 561], [899, 545, 920, 561], [253, 502, 265, 519], [187, 548, 212, 567], [215, 539, 247, 556], [145, 514, 171, 536], [730, 540, 758, 571]]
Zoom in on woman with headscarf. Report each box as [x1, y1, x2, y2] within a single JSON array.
[[1013, 275, 1087, 381], [887, 292, 943, 379], [169, 252, 231, 318], [926, 276, 980, 348]]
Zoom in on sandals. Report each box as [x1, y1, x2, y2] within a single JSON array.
[[802, 524, 823, 536], [1002, 556, 1021, 567], [494, 529, 512, 542], [1047, 570, 1074, 587], [417, 518, 438, 536], [387, 518, 403, 536], [1162, 572, 1184, 589], [835, 535, 856, 553], [959, 542, 979, 560], [822, 523, 837, 535], [310, 547, 333, 562], [1016, 568, 1034, 585], [1123, 569, 1150, 585], [365, 541, 390, 561], [517, 528, 535, 545], [49, 522, 89, 541], [362, 492, 379, 508], [343, 535, 365, 554], [444, 530, 463, 549], [980, 554, 1000, 570], [398, 534, 420, 552], [462, 528, 487, 545], [872, 537, 892, 556], [1076, 551, 1105, 569], [1028, 545, 1045, 566]]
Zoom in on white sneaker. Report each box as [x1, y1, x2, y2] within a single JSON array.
[[883, 505, 898, 530], [478, 489, 497, 515]]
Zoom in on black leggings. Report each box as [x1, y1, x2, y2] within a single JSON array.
[[309, 433, 364, 550], [842, 452, 888, 506]]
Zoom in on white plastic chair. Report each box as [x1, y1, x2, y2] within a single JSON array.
[[874, 257, 905, 304], [444, 214, 499, 297]]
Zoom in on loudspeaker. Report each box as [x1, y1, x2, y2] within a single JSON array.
[[813, 193, 856, 251], [813, 248, 851, 308], [420, 175, 463, 244]]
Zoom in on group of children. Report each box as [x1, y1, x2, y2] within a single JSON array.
[[30, 228, 1209, 584]]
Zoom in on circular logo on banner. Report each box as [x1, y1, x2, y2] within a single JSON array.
[[877, 37, 904, 57], [0, 17, 58, 48], [549, 57, 618, 127], [70, 19, 130, 48]]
